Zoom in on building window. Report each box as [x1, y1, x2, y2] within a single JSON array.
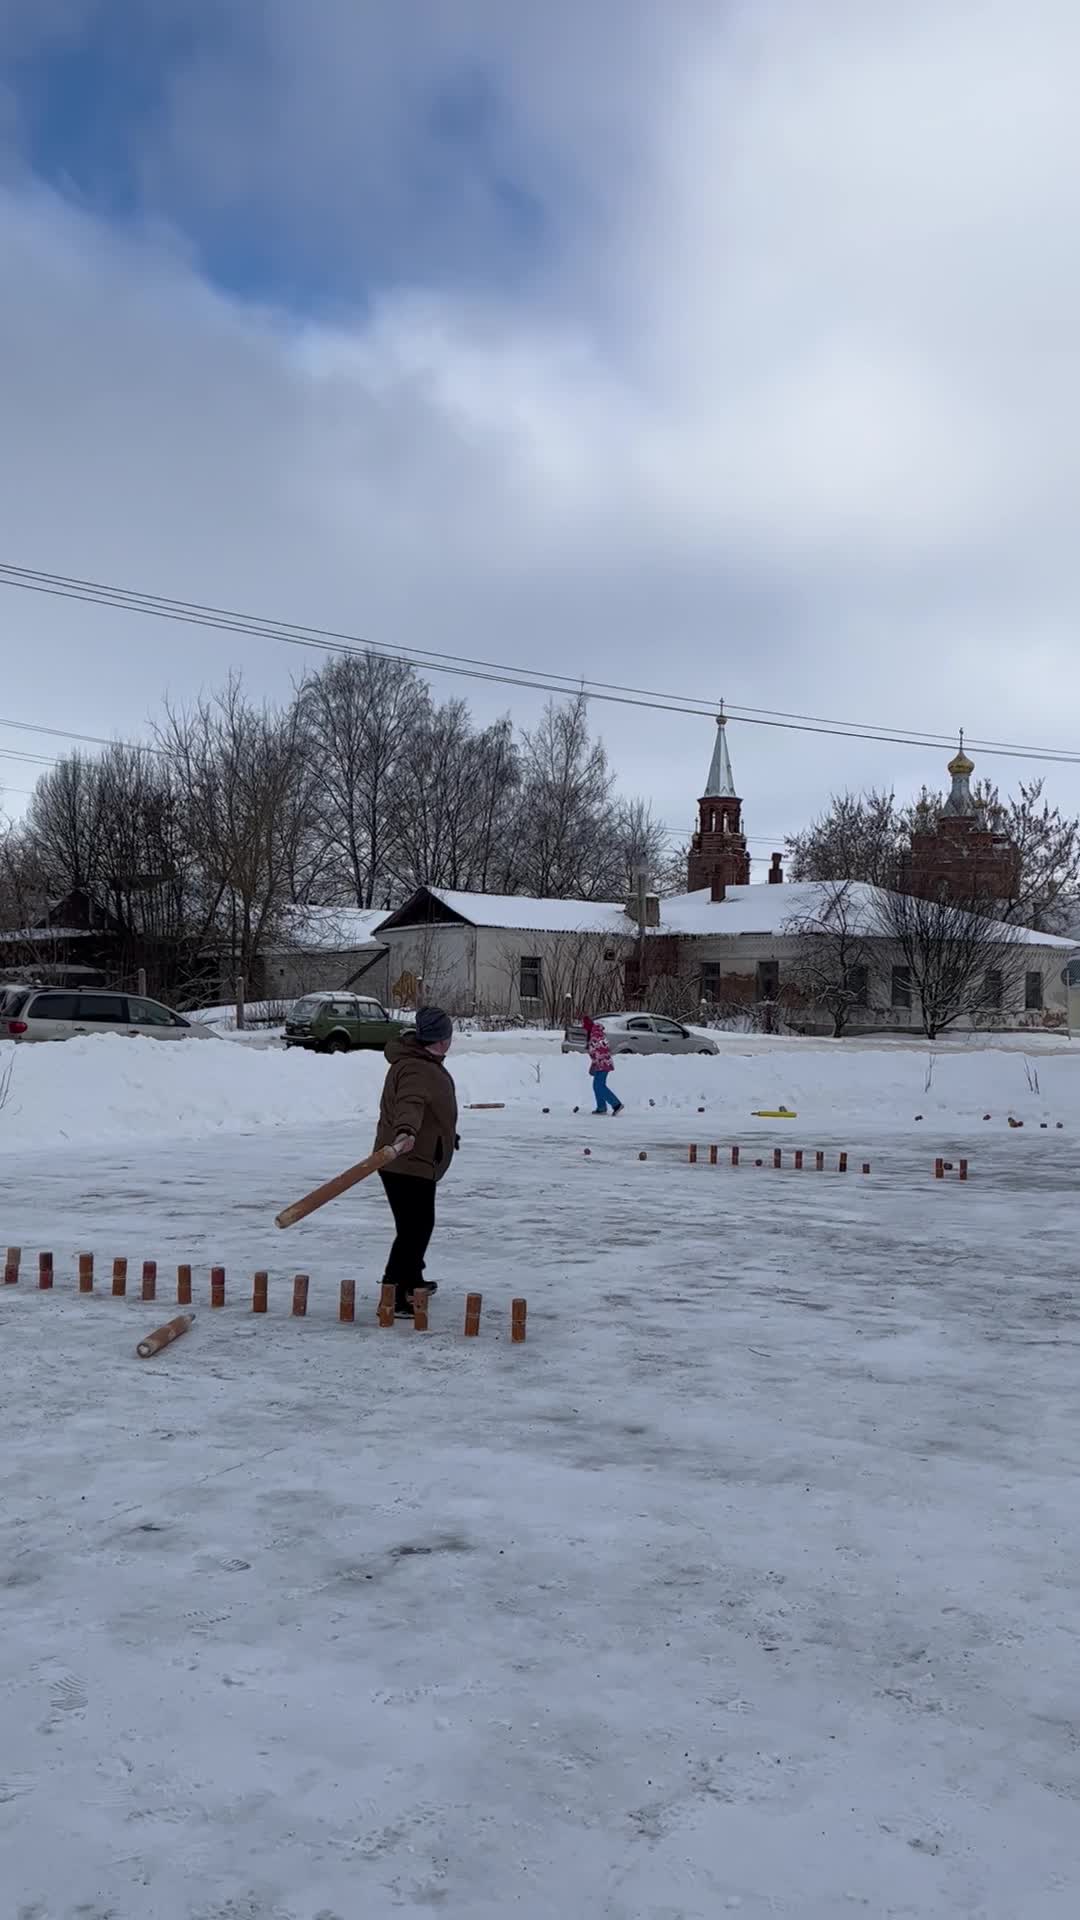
[[756, 959, 779, 1001], [701, 962, 723, 1002], [845, 964, 869, 1007], [891, 966, 912, 1010], [519, 956, 542, 1002], [1025, 970, 1043, 1011], [983, 969, 1003, 1011]]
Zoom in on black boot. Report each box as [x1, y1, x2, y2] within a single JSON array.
[[395, 1280, 438, 1318]]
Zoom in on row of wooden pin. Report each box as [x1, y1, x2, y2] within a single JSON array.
[[934, 1158, 969, 1181], [3, 1249, 526, 1339], [687, 1146, 869, 1174]]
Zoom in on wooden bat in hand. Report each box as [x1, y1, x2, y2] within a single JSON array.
[[275, 1139, 409, 1229]]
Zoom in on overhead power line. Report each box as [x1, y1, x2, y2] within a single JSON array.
[[2, 557, 1080, 767]]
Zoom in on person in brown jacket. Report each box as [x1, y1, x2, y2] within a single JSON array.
[[373, 1006, 459, 1315]]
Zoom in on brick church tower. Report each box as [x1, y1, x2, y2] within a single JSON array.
[[903, 737, 1020, 905], [687, 715, 752, 896]]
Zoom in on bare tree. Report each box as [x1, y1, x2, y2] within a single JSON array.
[[783, 881, 877, 1037], [297, 653, 420, 907], [514, 697, 619, 899], [786, 790, 906, 889], [158, 678, 311, 983], [789, 781, 1080, 931], [870, 886, 1027, 1039]]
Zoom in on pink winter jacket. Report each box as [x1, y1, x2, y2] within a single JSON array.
[[584, 1021, 613, 1074]]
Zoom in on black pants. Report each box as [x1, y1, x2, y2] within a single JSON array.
[[379, 1171, 436, 1299]]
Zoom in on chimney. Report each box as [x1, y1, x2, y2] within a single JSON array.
[[711, 877, 726, 902], [625, 892, 660, 928], [768, 852, 784, 885]]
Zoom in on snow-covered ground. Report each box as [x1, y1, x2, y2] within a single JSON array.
[[2, 1035, 1079, 1917]]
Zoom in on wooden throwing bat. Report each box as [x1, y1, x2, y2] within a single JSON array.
[[275, 1143, 404, 1229]]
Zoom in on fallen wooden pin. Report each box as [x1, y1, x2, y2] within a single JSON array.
[[137, 1313, 194, 1359], [467, 1103, 505, 1110], [275, 1143, 404, 1229]]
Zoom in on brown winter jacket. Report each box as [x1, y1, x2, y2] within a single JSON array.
[[374, 1032, 458, 1183]]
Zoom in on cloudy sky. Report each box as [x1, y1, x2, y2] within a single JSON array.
[[1, 0, 1078, 870]]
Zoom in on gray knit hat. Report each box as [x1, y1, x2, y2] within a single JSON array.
[[415, 1005, 453, 1047]]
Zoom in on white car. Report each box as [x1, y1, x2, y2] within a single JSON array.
[[562, 1013, 719, 1056], [2, 986, 212, 1042]]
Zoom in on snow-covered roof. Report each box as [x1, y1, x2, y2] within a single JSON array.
[[272, 906, 389, 953], [656, 882, 1079, 947], [373, 881, 1078, 948], [382, 888, 632, 936]]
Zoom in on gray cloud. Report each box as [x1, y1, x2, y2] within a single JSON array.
[[1, 0, 1079, 859]]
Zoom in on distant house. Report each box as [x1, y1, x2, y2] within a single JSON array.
[[0, 888, 121, 987], [371, 878, 1075, 1031], [259, 906, 391, 1005]]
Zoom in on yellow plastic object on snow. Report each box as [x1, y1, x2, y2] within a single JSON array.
[[752, 1106, 797, 1118]]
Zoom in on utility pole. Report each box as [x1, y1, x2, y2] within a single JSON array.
[[635, 863, 648, 1005]]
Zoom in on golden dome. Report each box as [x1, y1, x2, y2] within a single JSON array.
[[948, 736, 974, 777]]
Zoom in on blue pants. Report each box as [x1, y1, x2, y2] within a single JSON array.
[[591, 1070, 622, 1113]]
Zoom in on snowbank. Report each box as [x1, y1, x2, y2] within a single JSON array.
[[1, 1029, 1080, 1155]]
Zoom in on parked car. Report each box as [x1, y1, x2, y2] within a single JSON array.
[[284, 993, 411, 1054], [562, 1013, 719, 1056], [2, 987, 210, 1042], [0, 982, 37, 1020]]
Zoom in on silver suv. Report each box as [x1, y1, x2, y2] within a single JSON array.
[[3, 988, 208, 1043]]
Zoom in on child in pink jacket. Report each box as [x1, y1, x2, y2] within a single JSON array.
[[581, 1014, 624, 1115]]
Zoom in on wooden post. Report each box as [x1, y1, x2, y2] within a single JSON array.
[[38, 1251, 53, 1290], [730, 1144, 740, 1167], [959, 1159, 968, 1182], [511, 1298, 527, 1343], [112, 1256, 127, 1297], [141, 1260, 157, 1302], [252, 1270, 268, 1314], [773, 1147, 782, 1169], [235, 974, 246, 1031], [464, 1292, 482, 1337], [934, 1158, 944, 1180], [838, 1152, 848, 1174], [794, 1150, 803, 1170], [137, 966, 148, 998], [862, 1163, 871, 1176], [177, 1264, 192, 1305], [211, 1266, 225, 1309], [137, 1313, 194, 1359], [291, 1273, 308, 1317], [339, 1279, 355, 1323], [708, 1143, 718, 1165], [78, 1252, 94, 1294], [377, 1282, 396, 1328], [412, 1286, 430, 1332], [5, 1245, 20, 1281], [688, 1143, 698, 1164], [815, 1151, 824, 1172]]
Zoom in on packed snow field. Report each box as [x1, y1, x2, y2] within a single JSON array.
[[2, 1034, 1079, 1917]]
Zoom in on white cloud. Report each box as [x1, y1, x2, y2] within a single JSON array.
[[2, 0, 1080, 853]]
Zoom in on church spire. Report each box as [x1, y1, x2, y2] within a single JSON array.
[[703, 708, 736, 799], [687, 710, 751, 895], [943, 730, 977, 817]]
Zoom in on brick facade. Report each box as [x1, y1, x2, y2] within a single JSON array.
[[901, 743, 1020, 905]]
